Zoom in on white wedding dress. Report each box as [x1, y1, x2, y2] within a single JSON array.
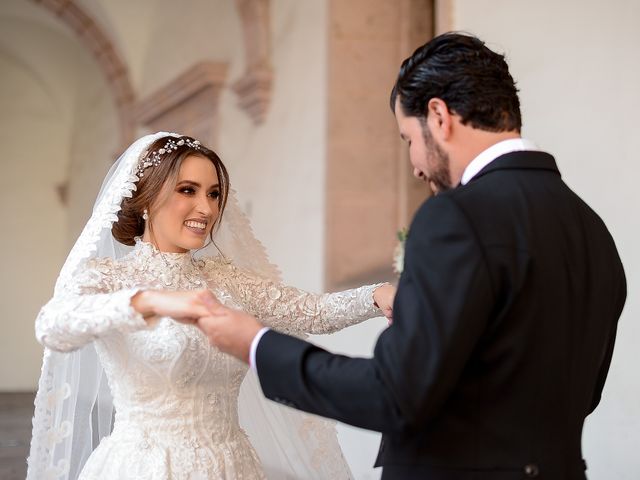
[[35, 238, 381, 480]]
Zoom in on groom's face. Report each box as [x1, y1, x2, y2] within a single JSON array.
[[394, 98, 452, 193]]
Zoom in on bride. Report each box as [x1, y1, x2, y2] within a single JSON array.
[[27, 132, 395, 480]]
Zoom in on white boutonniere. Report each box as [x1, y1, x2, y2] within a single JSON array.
[[392, 228, 408, 274]]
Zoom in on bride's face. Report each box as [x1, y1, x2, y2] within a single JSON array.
[[144, 154, 220, 253]]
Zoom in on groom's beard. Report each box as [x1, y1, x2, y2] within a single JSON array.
[[422, 125, 452, 194]]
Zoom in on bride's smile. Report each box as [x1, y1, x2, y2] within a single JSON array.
[[142, 154, 222, 253]]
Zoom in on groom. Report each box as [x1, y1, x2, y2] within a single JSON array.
[[197, 33, 626, 479]]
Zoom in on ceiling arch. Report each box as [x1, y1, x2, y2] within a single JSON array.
[[30, 0, 136, 147]]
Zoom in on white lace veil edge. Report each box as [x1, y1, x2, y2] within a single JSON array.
[[27, 132, 353, 479]]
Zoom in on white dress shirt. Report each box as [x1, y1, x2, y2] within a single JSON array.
[[250, 138, 540, 370], [460, 138, 539, 185], [250, 326, 270, 368]]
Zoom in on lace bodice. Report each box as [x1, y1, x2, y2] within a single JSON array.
[[35, 240, 382, 479]]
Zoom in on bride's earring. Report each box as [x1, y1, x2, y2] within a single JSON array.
[[142, 209, 149, 221]]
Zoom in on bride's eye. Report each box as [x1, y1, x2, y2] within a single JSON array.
[[179, 187, 195, 195], [209, 190, 220, 199]]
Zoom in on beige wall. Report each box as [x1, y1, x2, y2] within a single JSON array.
[[217, 0, 328, 293], [66, 61, 120, 242], [0, 0, 122, 390], [0, 10, 77, 390], [0, 52, 67, 390], [453, 0, 640, 477], [137, 0, 240, 94]]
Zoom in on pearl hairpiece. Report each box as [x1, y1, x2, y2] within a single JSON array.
[[135, 137, 201, 178]]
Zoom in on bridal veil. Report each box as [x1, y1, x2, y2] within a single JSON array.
[[27, 132, 353, 479]]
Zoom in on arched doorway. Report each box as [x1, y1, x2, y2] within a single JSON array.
[[0, 2, 122, 476]]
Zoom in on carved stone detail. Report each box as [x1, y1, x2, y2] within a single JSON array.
[[31, 0, 136, 148], [233, 0, 273, 124], [134, 62, 228, 147]]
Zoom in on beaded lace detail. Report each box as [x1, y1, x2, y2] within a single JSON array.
[[34, 239, 381, 479]]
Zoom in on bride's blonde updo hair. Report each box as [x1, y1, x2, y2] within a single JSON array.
[[112, 135, 230, 246]]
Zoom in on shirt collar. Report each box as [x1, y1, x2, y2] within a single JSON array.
[[460, 138, 540, 185]]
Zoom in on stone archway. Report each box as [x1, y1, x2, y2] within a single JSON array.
[[30, 0, 136, 148]]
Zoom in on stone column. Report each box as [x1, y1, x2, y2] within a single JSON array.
[[325, 0, 434, 289]]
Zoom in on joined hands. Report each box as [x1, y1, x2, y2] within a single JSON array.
[[131, 284, 396, 364]]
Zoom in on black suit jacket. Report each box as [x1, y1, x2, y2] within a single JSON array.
[[256, 151, 626, 479]]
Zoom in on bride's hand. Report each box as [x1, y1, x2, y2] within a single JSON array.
[[373, 284, 396, 324], [131, 289, 216, 325]]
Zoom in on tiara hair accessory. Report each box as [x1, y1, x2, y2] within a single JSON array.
[[135, 137, 201, 178]]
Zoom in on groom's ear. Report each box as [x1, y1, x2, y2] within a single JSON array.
[[427, 98, 453, 141]]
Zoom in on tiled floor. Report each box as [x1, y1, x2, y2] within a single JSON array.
[[0, 392, 35, 480]]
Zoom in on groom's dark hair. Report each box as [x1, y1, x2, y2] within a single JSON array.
[[391, 32, 522, 132]]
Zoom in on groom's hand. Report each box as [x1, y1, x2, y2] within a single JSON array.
[[373, 284, 396, 324], [197, 299, 263, 363]]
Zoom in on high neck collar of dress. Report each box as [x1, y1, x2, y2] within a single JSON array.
[[132, 237, 194, 268]]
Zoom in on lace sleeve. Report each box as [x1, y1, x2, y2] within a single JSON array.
[[35, 258, 147, 352], [221, 262, 383, 335]]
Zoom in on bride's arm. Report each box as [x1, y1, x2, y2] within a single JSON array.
[[222, 263, 390, 335], [35, 260, 148, 353], [37, 259, 217, 352]]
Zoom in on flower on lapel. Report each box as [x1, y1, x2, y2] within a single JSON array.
[[393, 228, 408, 274]]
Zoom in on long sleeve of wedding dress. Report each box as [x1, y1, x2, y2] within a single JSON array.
[[217, 262, 383, 334], [35, 259, 147, 352]]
